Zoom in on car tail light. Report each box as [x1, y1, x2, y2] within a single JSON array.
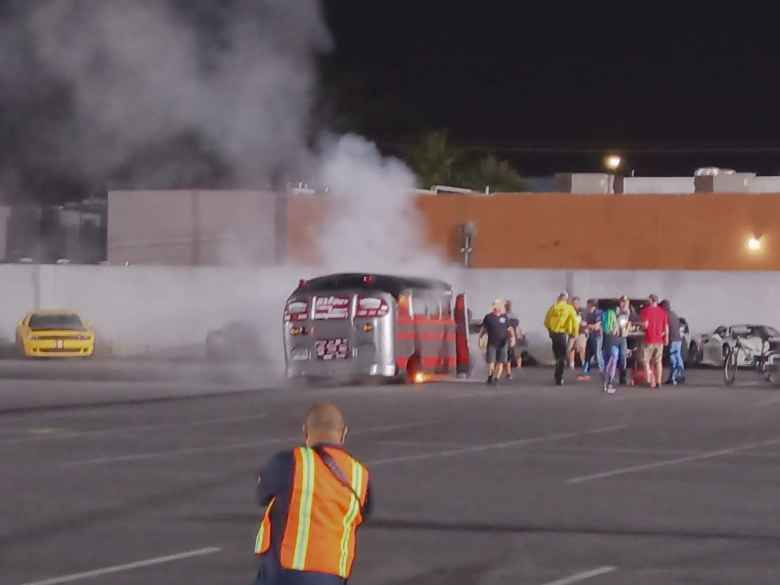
[[289, 325, 307, 336], [356, 297, 389, 318], [284, 301, 309, 322]]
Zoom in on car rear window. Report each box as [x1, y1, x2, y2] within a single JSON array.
[[29, 314, 84, 330]]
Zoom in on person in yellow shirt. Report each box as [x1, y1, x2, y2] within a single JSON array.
[[544, 292, 580, 385]]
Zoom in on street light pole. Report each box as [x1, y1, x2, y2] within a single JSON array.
[[604, 154, 623, 194]]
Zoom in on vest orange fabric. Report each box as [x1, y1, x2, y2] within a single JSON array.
[[266, 446, 369, 579], [255, 447, 368, 579], [254, 497, 274, 555]]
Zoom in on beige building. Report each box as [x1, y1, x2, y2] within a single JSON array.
[[107, 190, 283, 265]]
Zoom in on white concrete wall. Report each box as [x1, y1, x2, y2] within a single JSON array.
[[749, 177, 780, 193], [460, 269, 780, 334], [1, 265, 779, 365]]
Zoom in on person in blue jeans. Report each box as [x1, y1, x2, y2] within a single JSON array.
[[661, 299, 686, 385], [581, 299, 604, 378], [601, 308, 620, 394]]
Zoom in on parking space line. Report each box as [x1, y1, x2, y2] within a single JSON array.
[[14, 547, 221, 585], [540, 566, 616, 585], [753, 394, 780, 408], [0, 414, 270, 446], [61, 421, 435, 467], [567, 436, 780, 484], [368, 425, 627, 467]]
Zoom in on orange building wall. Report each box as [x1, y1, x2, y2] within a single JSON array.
[[288, 193, 780, 270]]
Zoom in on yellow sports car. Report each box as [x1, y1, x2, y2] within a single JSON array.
[[16, 310, 95, 358]]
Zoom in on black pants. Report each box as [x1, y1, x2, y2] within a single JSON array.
[[550, 332, 569, 384]]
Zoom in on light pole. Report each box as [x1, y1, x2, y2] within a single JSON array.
[[459, 222, 477, 268], [604, 154, 623, 193]]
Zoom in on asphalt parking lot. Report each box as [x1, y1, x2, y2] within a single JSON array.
[[2, 366, 780, 585]]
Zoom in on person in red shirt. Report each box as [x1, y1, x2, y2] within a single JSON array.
[[639, 294, 669, 389]]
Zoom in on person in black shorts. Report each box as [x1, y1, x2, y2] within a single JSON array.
[[504, 300, 522, 380], [479, 299, 513, 385]]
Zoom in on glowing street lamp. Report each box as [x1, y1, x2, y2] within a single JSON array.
[[747, 236, 762, 252], [604, 154, 622, 172]]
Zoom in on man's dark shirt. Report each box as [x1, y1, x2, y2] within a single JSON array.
[[667, 309, 681, 342], [255, 445, 373, 585], [481, 312, 509, 347], [584, 309, 603, 338]]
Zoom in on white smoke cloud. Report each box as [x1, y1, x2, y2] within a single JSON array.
[[313, 134, 447, 275], [0, 1, 464, 375], [26, 0, 330, 186]]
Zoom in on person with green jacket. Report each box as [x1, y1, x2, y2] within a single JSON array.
[[544, 292, 580, 385]]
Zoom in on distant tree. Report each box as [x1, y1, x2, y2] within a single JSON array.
[[457, 154, 528, 193], [406, 130, 461, 189]]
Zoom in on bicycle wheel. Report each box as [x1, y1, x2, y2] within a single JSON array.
[[724, 345, 739, 386]]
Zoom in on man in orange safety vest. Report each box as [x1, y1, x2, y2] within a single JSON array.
[[254, 403, 373, 584]]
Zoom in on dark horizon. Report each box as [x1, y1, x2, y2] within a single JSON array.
[[2, 2, 780, 203]]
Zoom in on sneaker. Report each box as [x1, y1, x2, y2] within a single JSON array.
[[486, 375, 494, 385], [607, 384, 616, 394]]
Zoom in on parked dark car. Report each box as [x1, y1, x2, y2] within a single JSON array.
[[205, 321, 261, 362]]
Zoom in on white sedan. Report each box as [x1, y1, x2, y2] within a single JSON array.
[[692, 324, 780, 367]]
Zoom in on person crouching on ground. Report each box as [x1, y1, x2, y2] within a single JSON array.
[[544, 292, 579, 386], [479, 299, 513, 385]]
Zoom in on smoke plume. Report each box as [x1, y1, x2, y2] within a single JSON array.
[[0, 1, 456, 373]]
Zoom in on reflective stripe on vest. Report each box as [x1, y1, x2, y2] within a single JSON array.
[[254, 497, 275, 556], [280, 447, 369, 578]]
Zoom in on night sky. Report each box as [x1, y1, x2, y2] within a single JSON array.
[[322, 4, 780, 175], [2, 2, 780, 205]]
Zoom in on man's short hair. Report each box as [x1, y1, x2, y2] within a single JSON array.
[[649, 294, 659, 303], [557, 292, 569, 302], [587, 298, 596, 306]]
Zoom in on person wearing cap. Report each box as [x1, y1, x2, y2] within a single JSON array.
[[544, 292, 579, 385], [479, 299, 514, 385]]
